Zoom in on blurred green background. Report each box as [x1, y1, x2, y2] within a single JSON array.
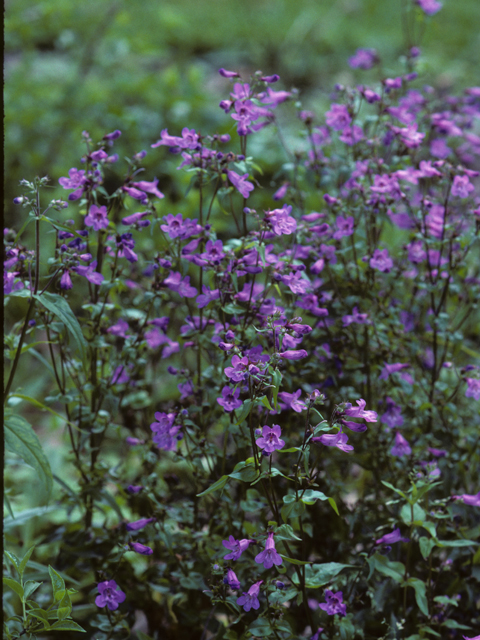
[[5, 0, 480, 218]]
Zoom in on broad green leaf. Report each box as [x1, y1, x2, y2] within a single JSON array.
[[19, 545, 36, 578], [3, 577, 24, 600], [301, 489, 329, 505], [4, 550, 20, 571], [328, 497, 339, 516], [229, 461, 258, 483], [258, 395, 273, 410], [197, 475, 229, 497], [27, 608, 50, 625], [274, 524, 302, 542], [419, 537, 436, 560], [57, 591, 73, 620], [34, 291, 88, 367], [442, 619, 472, 630], [4, 415, 52, 500], [370, 554, 405, 582], [405, 577, 428, 616], [436, 539, 476, 547], [400, 503, 426, 525], [48, 566, 66, 601], [293, 562, 353, 588], [49, 620, 86, 632], [10, 394, 72, 427], [23, 580, 42, 602]]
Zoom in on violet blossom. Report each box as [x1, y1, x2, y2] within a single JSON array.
[[95, 580, 126, 611], [84, 204, 109, 231], [237, 580, 263, 612], [390, 432, 412, 457], [348, 48, 378, 70], [227, 170, 254, 198], [465, 378, 480, 400], [222, 535, 255, 561], [223, 569, 241, 590], [255, 532, 283, 569], [217, 386, 242, 412], [256, 425, 285, 454], [375, 528, 410, 546], [319, 590, 347, 616], [454, 492, 480, 507]]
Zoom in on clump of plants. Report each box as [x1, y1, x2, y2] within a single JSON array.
[[4, 1, 480, 638]]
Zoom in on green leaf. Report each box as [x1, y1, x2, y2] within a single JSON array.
[[4, 415, 53, 500], [4, 550, 20, 572], [27, 608, 50, 625], [229, 461, 259, 483], [19, 545, 36, 578], [419, 536, 436, 560], [3, 577, 24, 600], [23, 580, 42, 602], [258, 395, 273, 410], [4, 506, 59, 531], [49, 620, 86, 632], [57, 591, 73, 620], [441, 619, 472, 630], [301, 489, 329, 505], [271, 369, 282, 409], [436, 538, 476, 547], [293, 562, 353, 588], [328, 497, 339, 516], [10, 394, 71, 427], [405, 577, 428, 616], [274, 524, 302, 542], [280, 555, 309, 565], [382, 480, 407, 499], [197, 475, 229, 497], [400, 503, 426, 525], [371, 554, 405, 582], [34, 291, 88, 367], [434, 595, 458, 607], [48, 566, 66, 601], [235, 399, 253, 425], [4, 493, 15, 519]]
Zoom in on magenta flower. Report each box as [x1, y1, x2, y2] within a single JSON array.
[[333, 216, 354, 240], [454, 492, 480, 507], [370, 248, 393, 273], [164, 271, 197, 298], [344, 399, 377, 422], [267, 204, 297, 235], [227, 170, 254, 198], [465, 378, 480, 400], [225, 355, 250, 382], [319, 590, 347, 616], [416, 0, 442, 15], [379, 362, 410, 381], [256, 425, 285, 454], [196, 286, 220, 309], [255, 532, 283, 569], [380, 398, 404, 430], [278, 389, 307, 413], [150, 412, 181, 452], [451, 175, 475, 198], [217, 386, 242, 412], [312, 430, 354, 452], [95, 580, 126, 611], [126, 517, 156, 532], [390, 432, 412, 457], [219, 68, 240, 78], [348, 47, 378, 70], [131, 178, 165, 199], [85, 204, 109, 231], [325, 104, 351, 131], [278, 349, 308, 360], [224, 568, 241, 590], [375, 528, 410, 545], [129, 542, 153, 555], [222, 535, 254, 561], [237, 580, 263, 612], [60, 270, 73, 290]]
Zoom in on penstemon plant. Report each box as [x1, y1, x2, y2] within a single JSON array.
[[4, 2, 480, 639]]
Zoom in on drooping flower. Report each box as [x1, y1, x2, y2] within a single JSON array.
[[278, 349, 308, 360], [344, 399, 377, 422], [126, 518, 156, 532], [227, 170, 254, 198], [454, 492, 480, 507], [375, 528, 410, 546], [223, 568, 241, 590], [278, 389, 307, 413], [237, 580, 263, 612], [222, 535, 255, 561], [129, 542, 153, 555], [390, 432, 412, 457], [256, 425, 285, 455], [255, 532, 283, 569], [95, 580, 126, 611], [319, 590, 347, 616], [311, 429, 354, 452]]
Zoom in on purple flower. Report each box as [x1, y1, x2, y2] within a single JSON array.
[[344, 399, 377, 422], [267, 204, 297, 235], [95, 580, 126, 611], [103, 129, 121, 141], [219, 68, 240, 78], [465, 378, 480, 400], [85, 204, 109, 231], [312, 430, 354, 453], [256, 425, 285, 455], [225, 355, 250, 382], [164, 271, 197, 298], [379, 362, 410, 381], [325, 104, 351, 131], [380, 398, 404, 430], [273, 183, 289, 200], [375, 528, 410, 545], [60, 270, 73, 290], [390, 432, 412, 457], [369, 248, 394, 273], [319, 590, 347, 616], [451, 175, 475, 198], [107, 318, 130, 338], [278, 349, 308, 360], [126, 517, 156, 531], [73, 260, 105, 285], [333, 216, 354, 239], [129, 542, 153, 555], [416, 0, 442, 15], [255, 532, 283, 569], [131, 178, 164, 199], [217, 386, 242, 412], [150, 412, 181, 451], [227, 170, 254, 198], [454, 492, 480, 507], [237, 580, 263, 612], [348, 47, 378, 70], [127, 485, 143, 494], [223, 569, 241, 590], [222, 535, 254, 561], [196, 286, 220, 309], [278, 389, 307, 413], [342, 307, 369, 327]]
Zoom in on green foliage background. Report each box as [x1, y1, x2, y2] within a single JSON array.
[[5, 0, 480, 220]]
